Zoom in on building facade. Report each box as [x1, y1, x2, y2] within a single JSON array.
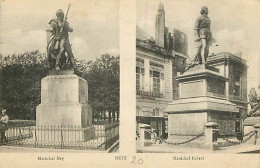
[[207, 52, 248, 137], [136, 3, 188, 138], [136, 38, 173, 138]]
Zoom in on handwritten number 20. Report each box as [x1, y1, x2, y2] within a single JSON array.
[[131, 156, 143, 164]]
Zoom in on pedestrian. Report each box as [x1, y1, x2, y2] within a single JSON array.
[[159, 132, 163, 144], [0, 109, 9, 145], [153, 129, 159, 144]]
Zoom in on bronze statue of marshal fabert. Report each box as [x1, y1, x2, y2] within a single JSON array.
[[193, 6, 214, 64], [185, 6, 217, 71]]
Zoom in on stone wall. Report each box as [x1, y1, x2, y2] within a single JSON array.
[[208, 111, 236, 136]]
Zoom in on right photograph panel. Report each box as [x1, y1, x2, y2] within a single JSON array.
[[136, 0, 260, 153]]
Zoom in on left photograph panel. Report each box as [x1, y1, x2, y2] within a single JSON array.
[[0, 0, 119, 153]]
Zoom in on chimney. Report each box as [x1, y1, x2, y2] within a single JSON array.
[[155, 3, 165, 48]]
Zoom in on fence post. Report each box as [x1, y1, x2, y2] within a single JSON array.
[[138, 124, 152, 149], [205, 122, 219, 151], [60, 126, 63, 149], [34, 126, 37, 147], [253, 124, 260, 145], [18, 125, 23, 139]]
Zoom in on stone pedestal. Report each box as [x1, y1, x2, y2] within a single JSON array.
[[204, 122, 219, 150], [243, 117, 260, 137], [166, 65, 239, 147], [138, 124, 152, 149], [254, 124, 260, 145], [36, 71, 95, 142]]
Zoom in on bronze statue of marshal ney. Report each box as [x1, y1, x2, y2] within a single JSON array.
[[47, 4, 77, 71], [193, 6, 215, 65]]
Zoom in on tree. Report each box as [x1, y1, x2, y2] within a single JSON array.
[[0, 51, 49, 119], [81, 54, 119, 122]]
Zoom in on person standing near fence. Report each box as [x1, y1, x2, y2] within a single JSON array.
[[158, 132, 163, 144], [0, 109, 9, 145], [152, 129, 158, 144]]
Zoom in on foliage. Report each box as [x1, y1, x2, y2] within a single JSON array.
[[0, 51, 49, 119], [81, 54, 120, 121], [0, 51, 119, 121]]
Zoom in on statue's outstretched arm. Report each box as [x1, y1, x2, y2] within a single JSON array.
[[194, 17, 201, 38], [68, 25, 73, 32], [65, 22, 73, 32]]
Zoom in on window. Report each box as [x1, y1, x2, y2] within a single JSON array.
[[152, 109, 156, 116], [136, 67, 144, 91], [153, 71, 160, 93], [155, 108, 160, 116], [136, 67, 140, 91], [165, 120, 168, 133], [150, 70, 161, 93], [149, 69, 164, 96], [234, 73, 241, 96], [136, 107, 142, 116]]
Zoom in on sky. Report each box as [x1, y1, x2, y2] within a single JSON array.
[[137, 0, 260, 91], [0, 0, 119, 61]]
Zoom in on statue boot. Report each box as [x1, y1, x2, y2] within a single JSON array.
[[55, 56, 61, 70]]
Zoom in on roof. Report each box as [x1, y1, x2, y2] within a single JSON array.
[[136, 26, 153, 41], [207, 52, 247, 66], [136, 26, 173, 58]]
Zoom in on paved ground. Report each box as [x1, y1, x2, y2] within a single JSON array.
[[215, 144, 260, 153], [0, 140, 119, 153], [137, 141, 260, 153], [0, 146, 106, 153], [108, 141, 119, 153]]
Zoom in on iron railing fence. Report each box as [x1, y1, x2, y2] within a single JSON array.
[[4, 122, 119, 150]]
